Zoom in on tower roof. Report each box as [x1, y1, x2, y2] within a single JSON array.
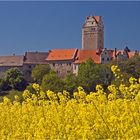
[[83, 15, 102, 27]]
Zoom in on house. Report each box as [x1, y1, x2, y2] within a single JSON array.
[[0, 55, 24, 77], [0, 15, 139, 82], [23, 51, 49, 82], [0, 52, 49, 82], [46, 49, 78, 77]]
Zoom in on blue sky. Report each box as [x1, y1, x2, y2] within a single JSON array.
[[0, 1, 140, 55]]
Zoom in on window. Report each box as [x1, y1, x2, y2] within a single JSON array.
[[107, 58, 109, 61], [53, 63, 55, 67], [102, 58, 104, 61], [29, 65, 31, 69]]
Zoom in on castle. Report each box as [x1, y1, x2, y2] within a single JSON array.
[[0, 15, 138, 81]]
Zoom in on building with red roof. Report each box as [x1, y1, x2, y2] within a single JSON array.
[[44, 16, 139, 76], [0, 15, 139, 80], [46, 49, 78, 77]]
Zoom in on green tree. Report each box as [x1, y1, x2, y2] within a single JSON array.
[[109, 55, 140, 85], [0, 78, 10, 91], [78, 59, 112, 92], [64, 73, 78, 94], [4, 68, 27, 91], [123, 55, 140, 78], [32, 64, 51, 84], [78, 59, 97, 92], [41, 71, 64, 92]]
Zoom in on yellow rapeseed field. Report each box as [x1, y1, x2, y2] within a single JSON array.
[[0, 65, 140, 139]]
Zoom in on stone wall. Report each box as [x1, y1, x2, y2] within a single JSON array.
[[22, 64, 36, 82], [48, 60, 73, 78], [82, 16, 104, 50]]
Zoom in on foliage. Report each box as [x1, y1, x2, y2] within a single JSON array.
[[0, 78, 9, 91], [123, 55, 140, 78], [31, 64, 51, 84], [78, 59, 112, 92], [109, 55, 140, 79], [25, 83, 36, 94], [78, 59, 96, 92], [4, 68, 27, 91], [0, 66, 140, 139], [41, 71, 64, 92], [0, 90, 23, 102], [63, 73, 78, 95]]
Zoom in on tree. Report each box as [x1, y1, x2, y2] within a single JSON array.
[[77, 59, 97, 92], [109, 55, 140, 83], [32, 64, 51, 84], [0, 78, 10, 91], [4, 68, 27, 91], [123, 55, 140, 78], [41, 71, 64, 93], [64, 73, 78, 94], [77, 59, 112, 92]]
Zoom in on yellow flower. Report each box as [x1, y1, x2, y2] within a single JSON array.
[[32, 83, 40, 91]]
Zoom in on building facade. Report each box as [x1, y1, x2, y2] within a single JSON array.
[[82, 16, 104, 51], [0, 15, 138, 82], [46, 49, 78, 78]]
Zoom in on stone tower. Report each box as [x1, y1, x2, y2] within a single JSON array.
[[82, 15, 104, 51]]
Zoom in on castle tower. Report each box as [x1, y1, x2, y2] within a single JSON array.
[[82, 15, 104, 50]]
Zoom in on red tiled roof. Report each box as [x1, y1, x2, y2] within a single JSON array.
[[128, 52, 137, 58], [74, 50, 100, 64], [0, 55, 24, 66], [107, 49, 139, 59], [46, 49, 78, 61], [107, 49, 129, 59], [94, 16, 100, 22]]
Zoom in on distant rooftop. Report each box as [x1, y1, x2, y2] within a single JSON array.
[[46, 49, 78, 61], [74, 50, 100, 64], [24, 51, 49, 64], [0, 55, 24, 66]]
